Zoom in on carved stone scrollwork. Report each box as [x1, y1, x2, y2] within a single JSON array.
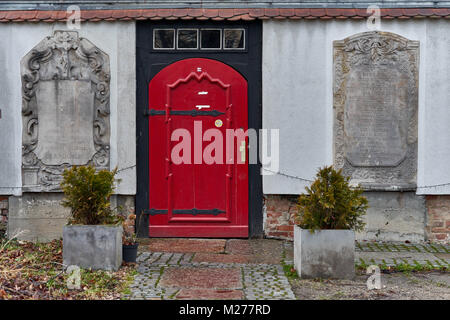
[[21, 31, 110, 192], [333, 31, 419, 190]]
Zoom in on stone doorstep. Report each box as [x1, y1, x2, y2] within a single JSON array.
[[140, 238, 227, 253], [159, 267, 243, 290], [225, 239, 254, 255]]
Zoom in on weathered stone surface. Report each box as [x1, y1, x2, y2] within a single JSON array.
[[225, 239, 254, 255], [34, 80, 96, 165], [334, 31, 419, 189], [63, 225, 122, 271], [7, 193, 70, 242], [142, 238, 226, 253], [175, 289, 243, 300], [356, 191, 426, 242], [192, 253, 250, 264], [294, 226, 355, 279], [21, 30, 110, 192], [160, 267, 242, 289]]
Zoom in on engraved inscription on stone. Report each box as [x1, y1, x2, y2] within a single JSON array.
[[333, 31, 419, 189], [34, 80, 96, 166], [21, 31, 110, 192], [345, 66, 408, 167]]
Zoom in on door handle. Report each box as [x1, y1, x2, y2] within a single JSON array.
[[240, 141, 246, 163]]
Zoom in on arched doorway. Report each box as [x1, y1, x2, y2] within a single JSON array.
[[147, 58, 248, 237]]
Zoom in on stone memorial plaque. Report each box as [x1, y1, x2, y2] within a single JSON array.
[[21, 31, 110, 191], [34, 80, 96, 166], [333, 32, 419, 189]]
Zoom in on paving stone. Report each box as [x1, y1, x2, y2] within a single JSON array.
[[158, 252, 174, 264], [160, 267, 242, 289], [226, 239, 254, 255], [192, 253, 251, 264], [143, 238, 226, 253], [179, 253, 194, 264], [147, 252, 163, 263], [175, 289, 243, 300]]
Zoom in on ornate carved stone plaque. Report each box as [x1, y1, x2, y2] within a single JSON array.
[[21, 31, 110, 191], [333, 31, 419, 189]]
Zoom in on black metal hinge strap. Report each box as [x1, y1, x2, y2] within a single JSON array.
[[145, 109, 224, 117], [143, 208, 225, 216]]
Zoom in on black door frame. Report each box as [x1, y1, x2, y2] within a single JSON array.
[[136, 20, 263, 238]]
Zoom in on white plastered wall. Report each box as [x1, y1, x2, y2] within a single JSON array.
[[262, 19, 450, 195], [0, 21, 136, 195]]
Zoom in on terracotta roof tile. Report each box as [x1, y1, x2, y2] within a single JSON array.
[[0, 8, 448, 23], [187, 8, 203, 17], [17, 10, 37, 21], [403, 8, 420, 17], [339, 9, 357, 17], [141, 9, 157, 18], [6, 10, 27, 21], [218, 9, 234, 18], [354, 8, 369, 17], [325, 8, 344, 17], [248, 8, 265, 18], [310, 8, 327, 17], [47, 10, 66, 21], [294, 8, 310, 17], [155, 9, 173, 18], [432, 8, 450, 16], [81, 10, 101, 20], [383, 8, 403, 17], [279, 8, 295, 17], [172, 8, 188, 17], [264, 9, 280, 17], [418, 8, 434, 16], [203, 9, 219, 18]]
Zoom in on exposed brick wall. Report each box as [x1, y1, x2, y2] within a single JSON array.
[[426, 195, 450, 243], [0, 196, 8, 237], [266, 194, 450, 244], [264, 195, 297, 240]]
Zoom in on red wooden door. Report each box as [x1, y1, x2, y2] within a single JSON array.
[[148, 58, 248, 237]]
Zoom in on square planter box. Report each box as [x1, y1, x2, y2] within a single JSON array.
[[63, 225, 122, 271], [294, 226, 355, 279]]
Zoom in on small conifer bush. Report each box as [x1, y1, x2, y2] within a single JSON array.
[[296, 166, 368, 232], [60, 166, 122, 225]]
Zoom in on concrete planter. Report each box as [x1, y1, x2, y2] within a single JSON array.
[[294, 225, 355, 279], [63, 225, 122, 271]]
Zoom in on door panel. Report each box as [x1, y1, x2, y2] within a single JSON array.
[[148, 58, 248, 237]]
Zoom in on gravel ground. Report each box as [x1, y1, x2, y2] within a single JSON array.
[[290, 271, 450, 300]]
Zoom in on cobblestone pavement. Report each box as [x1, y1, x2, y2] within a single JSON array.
[[355, 242, 450, 268], [124, 239, 448, 300], [283, 241, 450, 268], [123, 239, 295, 300]]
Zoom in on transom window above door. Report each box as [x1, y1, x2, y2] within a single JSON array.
[[153, 28, 245, 50]]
